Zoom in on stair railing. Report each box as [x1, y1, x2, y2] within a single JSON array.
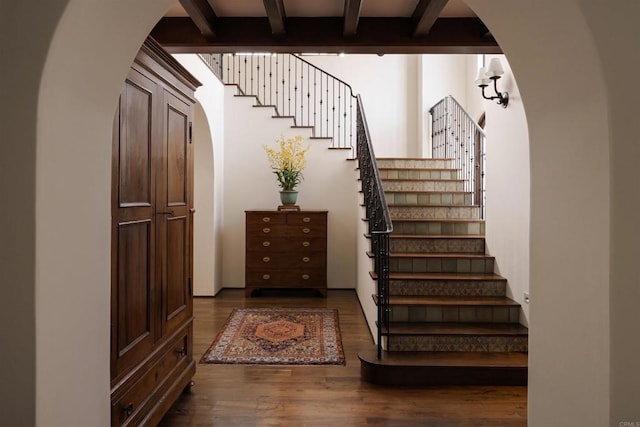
[[429, 95, 486, 218], [200, 53, 357, 153], [356, 95, 392, 359]]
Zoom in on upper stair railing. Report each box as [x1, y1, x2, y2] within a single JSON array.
[[200, 53, 356, 152], [356, 95, 392, 359], [429, 95, 486, 218]]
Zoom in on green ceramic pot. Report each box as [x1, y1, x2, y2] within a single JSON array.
[[279, 190, 298, 205]]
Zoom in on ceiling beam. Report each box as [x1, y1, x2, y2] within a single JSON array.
[[343, 0, 363, 37], [178, 0, 217, 39], [263, 0, 287, 37], [151, 17, 501, 54], [412, 0, 449, 36]]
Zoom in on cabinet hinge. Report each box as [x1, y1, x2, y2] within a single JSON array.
[[188, 121, 193, 144]]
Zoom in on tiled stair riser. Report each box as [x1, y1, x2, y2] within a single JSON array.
[[389, 279, 506, 297], [389, 306, 520, 324], [386, 192, 472, 206], [379, 169, 459, 180], [389, 257, 494, 274], [377, 159, 454, 169], [390, 237, 485, 254], [387, 335, 528, 352], [392, 221, 484, 236], [390, 206, 480, 220], [383, 180, 465, 192]]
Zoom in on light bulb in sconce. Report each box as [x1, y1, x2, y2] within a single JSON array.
[[475, 67, 490, 87], [485, 58, 505, 78], [475, 58, 509, 108]]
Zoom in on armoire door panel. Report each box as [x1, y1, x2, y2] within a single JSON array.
[[115, 219, 154, 371], [119, 74, 154, 207], [166, 98, 189, 206], [165, 215, 188, 323]]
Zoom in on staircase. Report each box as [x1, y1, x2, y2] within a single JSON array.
[[359, 157, 528, 386]]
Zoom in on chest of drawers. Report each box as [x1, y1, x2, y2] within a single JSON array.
[[245, 210, 328, 297]]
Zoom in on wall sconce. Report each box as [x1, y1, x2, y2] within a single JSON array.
[[475, 58, 509, 108]]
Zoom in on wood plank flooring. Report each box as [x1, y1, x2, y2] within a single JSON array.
[[159, 289, 527, 426]]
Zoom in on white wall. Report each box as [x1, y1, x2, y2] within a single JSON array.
[[303, 54, 419, 158], [578, 1, 640, 423], [174, 54, 225, 296], [222, 88, 358, 289], [420, 54, 478, 156], [467, 1, 611, 425], [481, 55, 530, 326], [33, 0, 176, 425]]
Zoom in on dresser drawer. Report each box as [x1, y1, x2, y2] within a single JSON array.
[[287, 236, 327, 251], [247, 252, 326, 270], [246, 212, 286, 225], [246, 222, 286, 236], [111, 331, 190, 426], [246, 236, 290, 252], [286, 212, 327, 226], [246, 269, 326, 287], [286, 224, 326, 238]]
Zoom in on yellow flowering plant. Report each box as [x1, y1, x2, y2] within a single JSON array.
[[264, 135, 309, 191]]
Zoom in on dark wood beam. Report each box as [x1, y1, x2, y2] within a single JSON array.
[[263, 0, 286, 36], [343, 0, 363, 37], [178, 0, 217, 39], [151, 17, 501, 54], [412, 0, 449, 36]]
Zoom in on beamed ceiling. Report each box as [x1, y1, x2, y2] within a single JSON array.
[[152, 0, 501, 54]]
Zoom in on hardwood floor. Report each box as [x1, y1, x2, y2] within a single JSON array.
[[159, 289, 527, 426]]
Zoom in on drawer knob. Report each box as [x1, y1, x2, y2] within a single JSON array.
[[263, 227, 270, 233], [262, 241, 270, 247], [302, 274, 310, 280], [302, 257, 310, 263], [262, 217, 271, 222], [177, 347, 187, 358], [303, 217, 311, 223], [263, 274, 270, 280], [262, 256, 270, 263], [302, 228, 310, 233], [302, 241, 310, 247], [123, 403, 134, 418]]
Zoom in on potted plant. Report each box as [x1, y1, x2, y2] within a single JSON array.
[[264, 135, 309, 205]]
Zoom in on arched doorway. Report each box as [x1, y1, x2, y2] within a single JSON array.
[[4, 0, 639, 425]]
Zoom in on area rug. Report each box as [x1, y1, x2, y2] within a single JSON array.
[[201, 308, 345, 365]]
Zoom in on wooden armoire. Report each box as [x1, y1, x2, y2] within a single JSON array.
[[110, 37, 200, 426]]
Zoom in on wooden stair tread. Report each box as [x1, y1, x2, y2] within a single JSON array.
[[381, 322, 529, 336], [370, 271, 505, 281], [389, 234, 485, 239], [358, 349, 528, 368], [386, 296, 520, 306], [389, 204, 479, 208], [392, 218, 485, 223], [378, 167, 458, 172], [377, 157, 453, 161], [382, 178, 465, 183], [367, 251, 493, 259], [390, 252, 494, 259], [385, 190, 472, 194]]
